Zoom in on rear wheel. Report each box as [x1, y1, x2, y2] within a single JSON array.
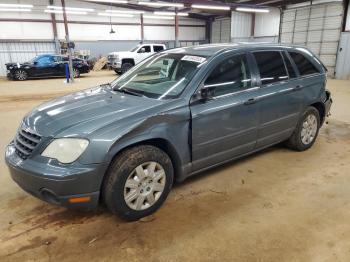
[[121, 62, 133, 74], [286, 107, 320, 151], [103, 145, 174, 221], [14, 69, 28, 81], [72, 68, 80, 78]]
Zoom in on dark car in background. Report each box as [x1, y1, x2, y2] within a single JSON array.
[[6, 54, 90, 81]]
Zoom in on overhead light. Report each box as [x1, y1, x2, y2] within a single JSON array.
[[47, 5, 94, 12], [44, 10, 88, 15], [0, 4, 33, 8], [138, 1, 184, 8], [85, 0, 128, 3], [143, 15, 174, 20], [236, 7, 269, 13], [0, 8, 31, 12], [154, 11, 188, 16], [191, 4, 230, 10], [98, 12, 133, 17], [106, 9, 145, 14]]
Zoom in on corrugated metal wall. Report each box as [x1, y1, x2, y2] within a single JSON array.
[[0, 41, 56, 76], [280, 2, 343, 77], [335, 32, 350, 80], [211, 18, 231, 43]]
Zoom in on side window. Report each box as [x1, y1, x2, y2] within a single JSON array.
[[53, 56, 62, 63], [253, 51, 288, 85], [204, 54, 251, 97], [138, 45, 151, 53], [153, 45, 165, 52], [282, 52, 296, 78], [288, 51, 320, 76], [37, 56, 54, 65]]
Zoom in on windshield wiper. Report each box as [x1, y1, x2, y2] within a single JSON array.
[[114, 87, 143, 97]]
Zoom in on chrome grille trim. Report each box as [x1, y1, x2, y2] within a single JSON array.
[[14, 128, 41, 159]]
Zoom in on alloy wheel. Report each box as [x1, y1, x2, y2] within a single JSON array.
[[15, 70, 27, 80], [301, 114, 318, 145]]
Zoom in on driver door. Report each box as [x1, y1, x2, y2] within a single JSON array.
[[190, 52, 260, 171], [32, 55, 55, 77]]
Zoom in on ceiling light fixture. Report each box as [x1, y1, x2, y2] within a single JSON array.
[[236, 7, 269, 13], [0, 4, 33, 8], [191, 4, 230, 10], [85, 0, 128, 3], [106, 9, 145, 14], [0, 8, 31, 12], [143, 15, 174, 20], [98, 12, 134, 17], [44, 10, 88, 15], [47, 5, 94, 12], [138, 1, 184, 8], [154, 11, 188, 16]]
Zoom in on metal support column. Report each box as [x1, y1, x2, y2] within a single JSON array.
[[61, 0, 74, 82], [49, 0, 60, 54], [140, 14, 144, 43], [175, 8, 179, 47]]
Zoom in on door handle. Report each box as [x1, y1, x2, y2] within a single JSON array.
[[293, 85, 303, 91], [244, 98, 257, 105]]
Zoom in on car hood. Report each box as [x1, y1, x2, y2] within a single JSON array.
[[22, 86, 166, 138], [109, 51, 133, 57], [6, 62, 32, 69]]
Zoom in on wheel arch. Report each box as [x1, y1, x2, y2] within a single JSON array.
[[101, 137, 184, 192], [121, 58, 135, 66], [309, 102, 325, 125]]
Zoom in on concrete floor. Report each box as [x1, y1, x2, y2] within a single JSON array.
[[0, 71, 350, 262]]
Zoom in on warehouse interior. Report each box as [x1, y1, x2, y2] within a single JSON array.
[[1, 0, 350, 261]]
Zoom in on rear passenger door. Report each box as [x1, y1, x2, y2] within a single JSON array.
[[252, 50, 302, 148]]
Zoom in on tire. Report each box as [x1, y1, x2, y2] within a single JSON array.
[[14, 69, 28, 81], [286, 106, 320, 151], [103, 145, 174, 221], [121, 62, 133, 74], [72, 68, 80, 78]]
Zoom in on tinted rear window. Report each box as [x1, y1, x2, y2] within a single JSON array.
[[153, 45, 164, 52], [282, 52, 296, 78], [253, 51, 288, 85], [288, 51, 320, 76]]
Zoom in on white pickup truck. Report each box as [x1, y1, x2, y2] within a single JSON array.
[[108, 43, 166, 74]]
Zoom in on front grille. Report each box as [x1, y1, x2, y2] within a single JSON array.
[[14, 128, 41, 159]]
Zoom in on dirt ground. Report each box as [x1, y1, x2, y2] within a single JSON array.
[[0, 71, 350, 262]]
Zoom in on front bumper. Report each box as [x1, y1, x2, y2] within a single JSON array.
[[5, 143, 108, 210], [111, 61, 121, 69]]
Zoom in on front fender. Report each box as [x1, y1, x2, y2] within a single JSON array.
[[78, 106, 192, 179]]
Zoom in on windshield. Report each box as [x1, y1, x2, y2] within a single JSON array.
[[111, 53, 206, 99], [130, 45, 141, 52]]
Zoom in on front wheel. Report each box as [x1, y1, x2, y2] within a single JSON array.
[[121, 62, 133, 74], [14, 69, 28, 81], [286, 106, 320, 151], [103, 145, 174, 221]]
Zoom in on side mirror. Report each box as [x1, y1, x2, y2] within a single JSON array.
[[197, 85, 214, 101]]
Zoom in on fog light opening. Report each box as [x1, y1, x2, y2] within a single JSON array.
[[40, 188, 60, 205]]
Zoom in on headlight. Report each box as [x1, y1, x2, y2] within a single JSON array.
[[41, 138, 89, 164]]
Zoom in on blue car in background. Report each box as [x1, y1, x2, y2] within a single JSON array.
[[5, 54, 90, 81]]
